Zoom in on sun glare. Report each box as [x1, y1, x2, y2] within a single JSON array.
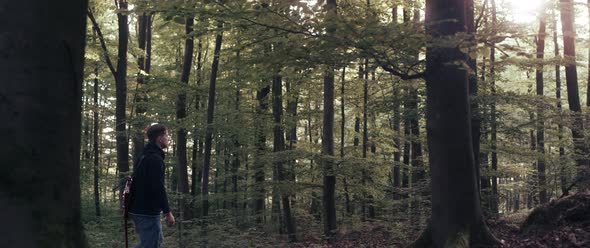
[[506, 0, 545, 23]]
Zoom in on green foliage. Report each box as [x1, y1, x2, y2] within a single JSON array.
[[80, 0, 588, 245]]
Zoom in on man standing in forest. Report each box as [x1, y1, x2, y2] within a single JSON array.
[[129, 124, 175, 248]]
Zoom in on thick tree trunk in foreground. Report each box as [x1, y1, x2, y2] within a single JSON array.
[[560, 0, 590, 190], [412, 0, 500, 246], [0, 0, 88, 246]]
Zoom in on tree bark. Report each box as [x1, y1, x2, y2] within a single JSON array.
[[340, 67, 353, 214], [272, 71, 297, 242], [176, 16, 194, 220], [553, 10, 568, 195], [362, 59, 370, 220], [535, 10, 548, 204], [115, 0, 130, 180], [254, 83, 270, 224], [411, 0, 500, 246], [132, 10, 152, 161], [93, 40, 101, 217], [202, 20, 224, 218], [466, 0, 481, 195], [192, 28, 204, 197], [0, 0, 88, 246], [489, 0, 499, 216], [322, 0, 338, 242], [560, 0, 590, 190]]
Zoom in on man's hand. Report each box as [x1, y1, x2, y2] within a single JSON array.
[[165, 212, 175, 227]]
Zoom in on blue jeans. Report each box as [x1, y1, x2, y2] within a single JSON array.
[[130, 213, 163, 248]]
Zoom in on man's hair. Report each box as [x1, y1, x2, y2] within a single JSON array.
[[146, 124, 167, 143]]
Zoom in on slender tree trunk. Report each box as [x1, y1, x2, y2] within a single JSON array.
[[272, 71, 297, 242], [535, 10, 548, 204], [466, 0, 481, 195], [176, 16, 194, 220], [411, 0, 500, 246], [192, 30, 204, 197], [0, 0, 88, 246], [202, 20, 224, 219], [393, 84, 402, 200], [232, 48, 242, 224], [560, 0, 590, 190], [322, 0, 338, 242], [391, 6, 402, 202], [489, 0, 499, 216], [254, 84, 270, 224], [402, 96, 411, 191], [479, 9, 491, 215], [362, 59, 369, 220], [587, 0, 590, 112], [132, 11, 151, 161], [308, 101, 321, 221], [286, 76, 299, 209], [340, 67, 352, 214], [554, 10, 568, 195], [93, 45, 101, 217], [115, 0, 130, 182]]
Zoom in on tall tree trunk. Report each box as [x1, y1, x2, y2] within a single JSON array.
[[322, 0, 338, 242], [560, 0, 590, 190], [254, 84, 270, 224], [535, 10, 548, 204], [115, 0, 130, 181], [489, 0, 499, 216], [340, 67, 353, 214], [587, 0, 590, 114], [466, 0, 481, 194], [391, 6, 402, 202], [479, 6, 491, 215], [132, 10, 152, 161], [554, 10, 568, 195], [202, 20, 224, 219], [362, 59, 369, 220], [286, 76, 299, 209], [308, 100, 321, 221], [403, 95, 411, 191], [272, 72, 297, 242], [393, 84, 402, 199], [232, 48, 242, 224], [93, 42, 101, 217], [176, 16, 194, 220], [0, 0, 88, 246], [192, 30, 204, 197], [412, 0, 500, 246]]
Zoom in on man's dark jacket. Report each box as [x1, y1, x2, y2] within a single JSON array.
[[129, 142, 171, 215]]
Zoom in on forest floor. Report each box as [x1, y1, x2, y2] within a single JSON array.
[[83, 193, 590, 247], [491, 192, 590, 248], [288, 193, 590, 248]]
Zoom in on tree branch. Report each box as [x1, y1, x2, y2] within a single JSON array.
[[88, 8, 117, 77], [475, 0, 488, 30]]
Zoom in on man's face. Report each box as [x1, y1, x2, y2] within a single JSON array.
[[157, 130, 170, 148]]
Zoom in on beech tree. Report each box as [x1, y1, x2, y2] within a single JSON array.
[[412, 0, 500, 246], [0, 0, 88, 246]]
